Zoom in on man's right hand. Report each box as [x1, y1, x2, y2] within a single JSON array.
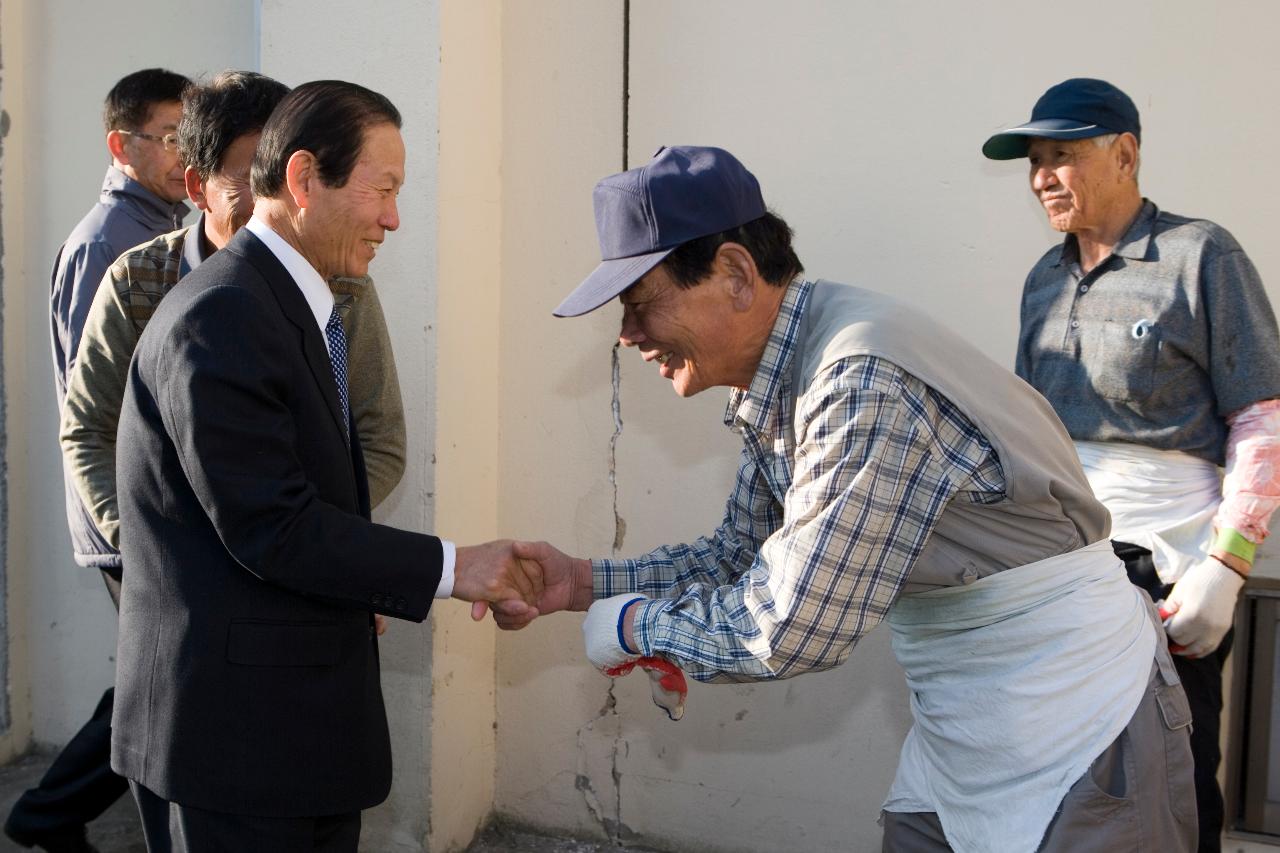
[[452, 539, 544, 621], [477, 540, 593, 629]]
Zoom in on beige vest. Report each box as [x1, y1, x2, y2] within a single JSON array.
[[793, 281, 1110, 591]]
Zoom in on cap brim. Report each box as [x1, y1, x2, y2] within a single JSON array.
[[553, 248, 673, 318], [982, 118, 1109, 160]]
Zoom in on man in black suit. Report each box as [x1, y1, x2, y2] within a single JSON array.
[[112, 80, 538, 852]]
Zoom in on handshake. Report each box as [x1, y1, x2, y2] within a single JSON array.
[[450, 540, 687, 721]]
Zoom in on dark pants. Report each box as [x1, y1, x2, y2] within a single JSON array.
[[1114, 540, 1230, 853], [5, 568, 129, 841], [131, 781, 361, 853]]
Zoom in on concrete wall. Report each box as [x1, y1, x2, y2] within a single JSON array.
[[0, 0, 255, 756], [493, 0, 630, 841], [3, 2, 1280, 852], [493, 2, 1280, 852]]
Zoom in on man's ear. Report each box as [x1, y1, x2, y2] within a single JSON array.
[[284, 149, 317, 210], [1115, 132, 1140, 181], [715, 242, 760, 311], [183, 166, 208, 211], [106, 130, 130, 166]]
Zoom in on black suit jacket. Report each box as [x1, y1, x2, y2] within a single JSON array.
[[112, 228, 443, 817]]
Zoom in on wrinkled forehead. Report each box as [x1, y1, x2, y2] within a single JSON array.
[[1024, 136, 1114, 165], [1026, 135, 1097, 153], [619, 262, 672, 305]]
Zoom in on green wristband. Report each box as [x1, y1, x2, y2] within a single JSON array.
[[1214, 528, 1257, 564]]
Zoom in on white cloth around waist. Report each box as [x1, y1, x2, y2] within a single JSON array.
[[1075, 440, 1222, 584], [883, 539, 1157, 853]]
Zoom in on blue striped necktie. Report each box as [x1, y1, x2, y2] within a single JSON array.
[[324, 307, 350, 439]]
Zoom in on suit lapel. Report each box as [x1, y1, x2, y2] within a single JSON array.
[[227, 229, 351, 448]]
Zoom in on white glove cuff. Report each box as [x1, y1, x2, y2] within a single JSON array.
[[583, 593, 647, 669]]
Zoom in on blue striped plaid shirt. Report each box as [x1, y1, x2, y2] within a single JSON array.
[[595, 280, 1007, 682]]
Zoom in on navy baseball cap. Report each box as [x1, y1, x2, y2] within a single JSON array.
[[982, 78, 1141, 160], [554, 145, 767, 318]]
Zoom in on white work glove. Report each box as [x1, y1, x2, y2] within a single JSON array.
[[1161, 558, 1245, 658], [583, 594, 690, 721], [582, 593, 646, 670]]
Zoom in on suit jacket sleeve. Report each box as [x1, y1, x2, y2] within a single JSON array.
[[155, 283, 441, 618]]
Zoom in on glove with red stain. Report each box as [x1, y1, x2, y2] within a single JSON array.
[[582, 593, 689, 720], [604, 657, 688, 722]]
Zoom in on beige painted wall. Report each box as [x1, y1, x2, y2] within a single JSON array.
[[433, 0, 503, 849], [493, 2, 1280, 852], [492, 0, 628, 843]]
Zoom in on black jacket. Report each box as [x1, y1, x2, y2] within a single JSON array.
[[112, 227, 441, 816]]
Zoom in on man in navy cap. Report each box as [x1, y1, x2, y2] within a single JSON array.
[[497, 145, 1195, 852], [986, 78, 1280, 852]]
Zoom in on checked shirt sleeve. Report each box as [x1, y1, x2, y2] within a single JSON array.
[[595, 446, 780, 600], [607, 358, 1000, 683]]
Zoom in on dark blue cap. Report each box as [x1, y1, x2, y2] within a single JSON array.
[[982, 78, 1141, 160], [554, 145, 766, 318]]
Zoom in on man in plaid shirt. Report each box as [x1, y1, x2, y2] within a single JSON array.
[[495, 146, 1196, 853]]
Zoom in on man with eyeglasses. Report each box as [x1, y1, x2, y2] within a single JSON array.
[[10, 67, 191, 853]]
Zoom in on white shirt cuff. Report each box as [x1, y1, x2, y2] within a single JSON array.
[[435, 540, 456, 599]]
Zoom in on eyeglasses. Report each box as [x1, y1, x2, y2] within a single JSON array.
[[120, 130, 179, 152]]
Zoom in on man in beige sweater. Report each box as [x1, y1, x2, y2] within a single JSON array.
[[61, 70, 406, 563]]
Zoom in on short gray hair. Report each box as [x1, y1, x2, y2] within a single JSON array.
[[1091, 132, 1140, 179]]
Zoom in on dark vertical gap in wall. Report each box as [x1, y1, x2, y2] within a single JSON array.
[[0, 0, 12, 734], [622, 0, 630, 170]]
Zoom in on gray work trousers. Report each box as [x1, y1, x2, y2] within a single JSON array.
[[883, 638, 1198, 852]]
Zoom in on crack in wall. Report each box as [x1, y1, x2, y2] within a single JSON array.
[[575, 680, 634, 845], [609, 342, 625, 552], [573, 6, 636, 844]]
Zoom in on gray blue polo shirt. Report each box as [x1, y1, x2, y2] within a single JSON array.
[[1016, 199, 1280, 466]]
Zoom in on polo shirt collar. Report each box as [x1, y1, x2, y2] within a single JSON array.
[[1111, 199, 1158, 260], [725, 278, 811, 434], [1052, 198, 1158, 267]]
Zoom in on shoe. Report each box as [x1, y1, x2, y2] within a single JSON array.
[[2, 821, 99, 853]]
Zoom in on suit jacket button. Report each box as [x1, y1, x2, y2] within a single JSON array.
[[371, 594, 383, 607], [395, 598, 406, 611]]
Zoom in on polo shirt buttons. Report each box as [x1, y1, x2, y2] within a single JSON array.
[[1079, 284, 1089, 293], [1070, 320, 1080, 329]]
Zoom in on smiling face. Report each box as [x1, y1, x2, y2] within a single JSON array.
[[1026, 135, 1128, 234], [617, 262, 752, 397], [299, 122, 404, 280], [122, 99, 187, 203]]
